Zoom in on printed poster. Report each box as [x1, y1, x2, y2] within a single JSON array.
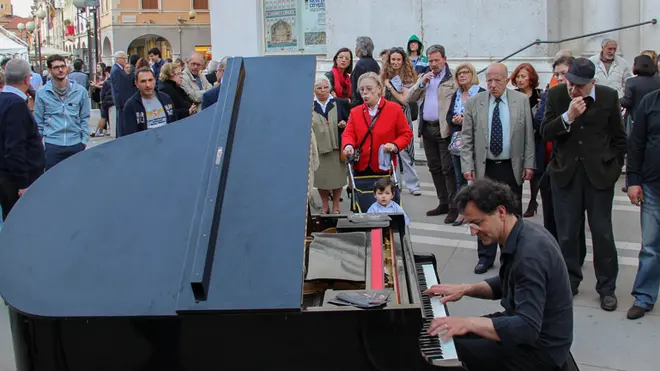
[[263, 0, 298, 53], [301, 0, 326, 53]]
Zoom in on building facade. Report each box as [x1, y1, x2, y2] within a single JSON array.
[[98, 0, 211, 65], [209, 0, 660, 86]]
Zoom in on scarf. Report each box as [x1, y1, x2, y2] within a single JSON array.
[[53, 81, 70, 100], [331, 67, 351, 99], [453, 85, 481, 116]]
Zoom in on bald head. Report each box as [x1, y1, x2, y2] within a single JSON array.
[[486, 63, 508, 98], [188, 52, 204, 75]]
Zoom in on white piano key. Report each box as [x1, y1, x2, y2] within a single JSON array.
[[421, 263, 459, 362]]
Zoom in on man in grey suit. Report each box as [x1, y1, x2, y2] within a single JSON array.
[[461, 63, 536, 274]]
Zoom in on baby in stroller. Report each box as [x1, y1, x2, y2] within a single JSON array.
[[367, 177, 410, 225]]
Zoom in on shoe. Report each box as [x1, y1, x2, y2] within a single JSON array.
[[523, 200, 538, 217], [444, 208, 459, 224], [600, 294, 618, 311], [571, 287, 579, 296], [452, 217, 465, 226], [474, 261, 493, 274], [427, 204, 449, 216], [626, 305, 649, 319], [411, 190, 422, 196]]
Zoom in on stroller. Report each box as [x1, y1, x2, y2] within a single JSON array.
[[346, 157, 402, 214]]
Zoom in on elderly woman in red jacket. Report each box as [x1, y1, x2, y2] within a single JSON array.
[[342, 72, 413, 177]]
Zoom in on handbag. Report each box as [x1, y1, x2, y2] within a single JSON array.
[[352, 109, 382, 163], [448, 131, 463, 156]]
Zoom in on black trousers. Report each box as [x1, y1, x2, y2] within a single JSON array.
[[552, 164, 618, 295], [539, 183, 588, 265], [0, 177, 19, 220], [422, 121, 456, 207], [454, 333, 560, 371], [478, 160, 523, 263]]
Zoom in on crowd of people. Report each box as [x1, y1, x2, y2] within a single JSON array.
[[0, 49, 230, 229], [307, 35, 660, 370], [0, 33, 658, 371]]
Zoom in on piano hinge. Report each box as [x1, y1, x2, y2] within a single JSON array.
[[215, 147, 224, 166]]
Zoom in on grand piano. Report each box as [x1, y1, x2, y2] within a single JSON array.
[[0, 55, 464, 371]]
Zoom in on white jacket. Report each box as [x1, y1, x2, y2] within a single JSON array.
[[589, 54, 632, 97]]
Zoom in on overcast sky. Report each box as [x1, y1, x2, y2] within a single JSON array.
[[12, 0, 31, 18]]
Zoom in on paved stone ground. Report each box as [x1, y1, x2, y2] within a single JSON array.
[[0, 114, 652, 370]]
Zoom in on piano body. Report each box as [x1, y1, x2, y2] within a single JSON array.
[[0, 55, 463, 371]]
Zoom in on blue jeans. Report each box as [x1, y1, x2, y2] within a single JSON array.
[[632, 184, 660, 310], [451, 154, 467, 191]]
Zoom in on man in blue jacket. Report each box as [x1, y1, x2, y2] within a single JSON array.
[[0, 59, 45, 219], [34, 54, 90, 171], [110, 51, 138, 137], [123, 67, 177, 135]]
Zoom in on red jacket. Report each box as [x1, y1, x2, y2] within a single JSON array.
[[341, 98, 413, 174]]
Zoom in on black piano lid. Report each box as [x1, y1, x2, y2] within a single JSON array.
[[0, 55, 317, 318]]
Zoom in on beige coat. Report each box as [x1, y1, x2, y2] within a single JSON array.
[[181, 67, 212, 112], [407, 72, 458, 138], [460, 89, 536, 186], [588, 54, 632, 98]]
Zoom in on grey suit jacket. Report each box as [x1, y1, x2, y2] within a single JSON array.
[[460, 89, 536, 186]]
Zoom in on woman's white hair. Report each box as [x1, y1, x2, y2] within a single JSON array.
[[314, 75, 331, 87]]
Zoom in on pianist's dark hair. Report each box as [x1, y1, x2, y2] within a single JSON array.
[[373, 177, 394, 193], [454, 178, 519, 215]]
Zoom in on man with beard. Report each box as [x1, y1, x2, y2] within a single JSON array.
[[34, 54, 90, 171], [425, 178, 573, 371], [588, 39, 632, 98]]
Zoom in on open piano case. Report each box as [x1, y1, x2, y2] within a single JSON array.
[[0, 55, 464, 371]]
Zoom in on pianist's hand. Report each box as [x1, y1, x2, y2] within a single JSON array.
[[428, 317, 472, 340], [423, 284, 467, 304]]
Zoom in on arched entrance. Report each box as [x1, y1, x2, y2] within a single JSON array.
[[127, 34, 173, 59], [102, 37, 112, 58]]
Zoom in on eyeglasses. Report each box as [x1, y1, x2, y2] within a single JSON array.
[[390, 47, 405, 53]]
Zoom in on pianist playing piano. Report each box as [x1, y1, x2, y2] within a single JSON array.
[[424, 178, 574, 371]]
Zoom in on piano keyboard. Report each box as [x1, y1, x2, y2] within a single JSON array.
[[416, 262, 462, 367]]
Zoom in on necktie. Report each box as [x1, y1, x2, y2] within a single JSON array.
[[490, 97, 503, 156]]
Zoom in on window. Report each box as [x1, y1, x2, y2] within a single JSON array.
[[193, 0, 208, 10], [262, 0, 326, 54], [141, 0, 158, 10]]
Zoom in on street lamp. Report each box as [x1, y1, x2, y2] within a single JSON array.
[[31, 8, 47, 72], [16, 23, 29, 60], [177, 11, 197, 59]]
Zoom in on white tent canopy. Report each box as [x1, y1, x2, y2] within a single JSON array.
[[0, 26, 28, 60]]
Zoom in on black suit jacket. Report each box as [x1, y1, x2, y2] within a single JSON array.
[[202, 84, 221, 110], [541, 84, 626, 190]]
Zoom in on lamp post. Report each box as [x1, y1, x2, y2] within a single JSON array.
[[177, 10, 196, 59], [16, 23, 29, 63], [28, 7, 47, 73]]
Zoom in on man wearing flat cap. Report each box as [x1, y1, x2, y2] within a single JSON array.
[[541, 57, 626, 312]]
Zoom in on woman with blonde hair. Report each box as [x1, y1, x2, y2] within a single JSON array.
[[445, 63, 484, 225], [312, 75, 349, 213], [381, 47, 422, 196], [158, 62, 196, 119]]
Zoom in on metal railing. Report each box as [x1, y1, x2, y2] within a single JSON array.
[[477, 19, 658, 74]]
